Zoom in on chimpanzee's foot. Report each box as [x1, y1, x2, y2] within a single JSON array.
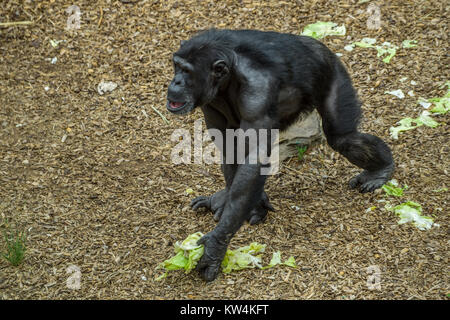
[[191, 190, 274, 223], [349, 164, 395, 193], [190, 189, 227, 221], [247, 192, 274, 225]]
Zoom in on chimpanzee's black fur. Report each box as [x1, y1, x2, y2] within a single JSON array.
[[166, 29, 394, 281]]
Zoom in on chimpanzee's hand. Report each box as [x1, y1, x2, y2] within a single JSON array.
[[190, 189, 227, 221], [195, 231, 228, 281]]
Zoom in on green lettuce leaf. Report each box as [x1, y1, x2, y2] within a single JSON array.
[[387, 201, 438, 230], [415, 111, 439, 127], [402, 40, 418, 48], [351, 38, 417, 63], [301, 21, 346, 39], [221, 242, 266, 273], [262, 251, 297, 269], [382, 179, 407, 197], [159, 232, 204, 274], [417, 81, 449, 115], [376, 42, 398, 63], [389, 117, 417, 139], [157, 233, 297, 279], [390, 111, 440, 139], [353, 37, 377, 48], [429, 93, 450, 115]]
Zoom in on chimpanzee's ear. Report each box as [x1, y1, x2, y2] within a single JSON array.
[[180, 40, 187, 47], [212, 60, 229, 78]]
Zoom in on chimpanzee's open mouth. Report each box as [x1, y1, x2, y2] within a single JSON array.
[[168, 101, 186, 110], [166, 100, 194, 114]]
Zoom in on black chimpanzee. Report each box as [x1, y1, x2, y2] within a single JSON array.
[[166, 29, 394, 281]]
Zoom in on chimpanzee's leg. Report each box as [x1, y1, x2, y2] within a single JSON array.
[[318, 64, 394, 192]]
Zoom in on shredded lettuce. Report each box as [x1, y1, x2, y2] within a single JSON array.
[[353, 37, 377, 48], [402, 39, 418, 48], [376, 42, 398, 63], [415, 111, 439, 127], [221, 242, 266, 273], [301, 21, 346, 39], [350, 38, 415, 63], [389, 117, 418, 140], [159, 232, 204, 275], [262, 251, 297, 269], [382, 179, 407, 197], [387, 201, 439, 230], [417, 81, 449, 115], [157, 233, 296, 279], [390, 111, 440, 139]]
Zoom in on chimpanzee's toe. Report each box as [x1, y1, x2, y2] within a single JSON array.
[[349, 173, 364, 189], [360, 178, 387, 193], [349, 165, 394, 193]]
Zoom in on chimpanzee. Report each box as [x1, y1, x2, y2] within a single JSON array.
[[166, 29, 394, 281]]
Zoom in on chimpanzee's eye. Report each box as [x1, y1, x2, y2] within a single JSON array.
[[174, 62, 190, 74]]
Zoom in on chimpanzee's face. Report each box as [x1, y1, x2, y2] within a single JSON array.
[[166, 51, 230, 115], [166, 55, 198, 115]]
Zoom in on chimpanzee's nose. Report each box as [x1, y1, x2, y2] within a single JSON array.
[[167, 82, 183, 102]]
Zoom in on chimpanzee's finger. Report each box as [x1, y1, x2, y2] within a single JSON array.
[[190, 196, 210, 211], [199, 264, 220, 282]]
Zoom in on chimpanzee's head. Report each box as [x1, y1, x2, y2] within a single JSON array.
[[166, 39, 232, 115]]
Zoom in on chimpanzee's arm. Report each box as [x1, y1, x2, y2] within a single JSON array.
[[190, 104, 239, 220], [196, 116, 275, 281], [195, 56, 278, 281]]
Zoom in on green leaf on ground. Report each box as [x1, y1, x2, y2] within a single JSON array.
[[157, 233, 297, 280], [417, 81, 449, 115], [350, 38, 416, 63], [262, 251, 297, 269], [221, 242, 266, 273], [301, 21, 346, 39], [389, 111, 440, 139], [414, 111, 439, 127], [382, 179, 407, 197], [402, 40, 418, 48], [386, 201, 439, 230], [389, 117, 418, 139]]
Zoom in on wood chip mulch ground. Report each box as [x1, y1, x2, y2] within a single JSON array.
[[0, 0, 448, 299]]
